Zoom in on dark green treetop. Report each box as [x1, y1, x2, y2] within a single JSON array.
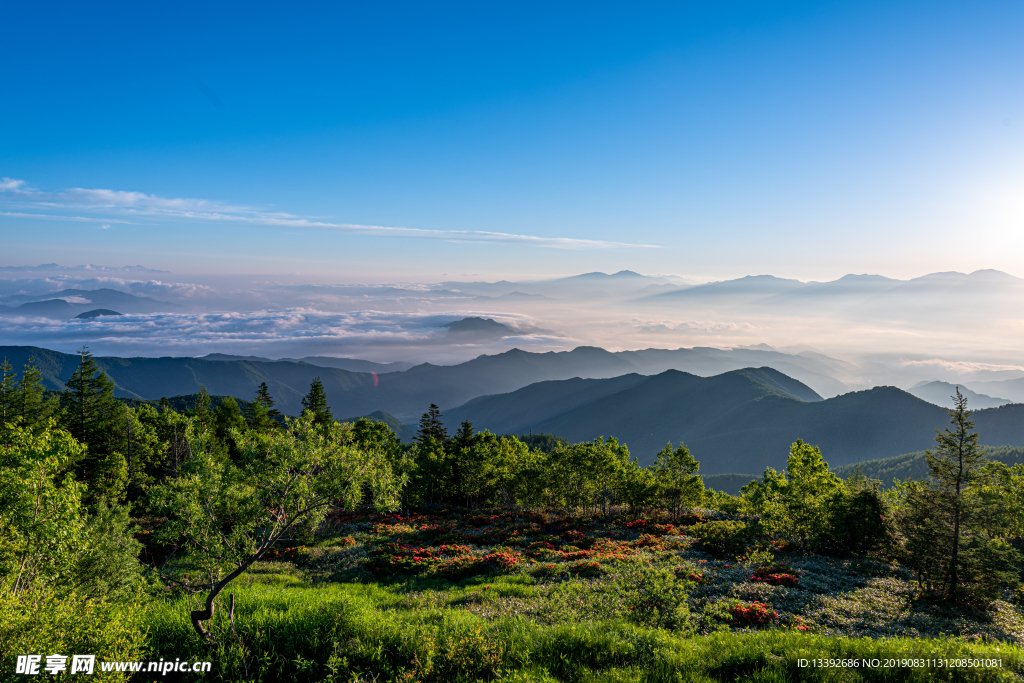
[[301, 376, 333, 427]]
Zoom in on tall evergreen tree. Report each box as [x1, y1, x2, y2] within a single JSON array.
[[0, 358, 15, 428], [900, 388, 1019, 604], [301, 377, 333, 427], [255, 382, 281, 417], [194, 386, 212, 433], [415, 404, 448, 443], [14, 359, 57, 433], [926, 388, 985, 599], [60, 347, 125, 501], [60, 347, 119, 453]]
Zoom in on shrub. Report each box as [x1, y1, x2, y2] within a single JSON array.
[[750, 564, 800, 587], [567, 561, 602, 578], [687, 520, 751, 555], [0, 587, 147, 682], [727, 601, 778, 627]]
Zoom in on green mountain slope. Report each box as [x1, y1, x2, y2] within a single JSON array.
[[834, 445, 1024, 486], [443, 370, 1024, 473]]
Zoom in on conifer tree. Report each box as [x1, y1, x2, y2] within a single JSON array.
[[415, 404, 447, 443], [60, 347, 119, 454], [255, 381, 281, 417], [301, 377, 333, 427], [194, 386, 212, 433], [14, 359, 57, 433], [0, 358, 15, 428], [901, 388, 1020, 603], [60, 347, 125, 500]]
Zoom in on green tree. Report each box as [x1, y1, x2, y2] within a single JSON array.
[[60, 347, 125, 501], [753, 440, 844, 552], [193, 385, 212, 433], [213, 396, 246, 441], [301, 376, 333, 427], [255, 381, 281, 417], [13, 359, 58, 433], [148, 413, 401, 640], [415, 403, 448, 443], [899, 389, 1020, 604], [0, 358, 15, 429], [831, 468, 894, 555], [652, 441, 704, 520], [0, 422, 87, 594], [619, 461, 660, 515]]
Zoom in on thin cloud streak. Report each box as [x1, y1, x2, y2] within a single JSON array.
[[0, 178, 660, 250]]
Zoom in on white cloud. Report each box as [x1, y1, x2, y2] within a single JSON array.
[[0, 177, 659, 250], [100, 224, 111, 229]]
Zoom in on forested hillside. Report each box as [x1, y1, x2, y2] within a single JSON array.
[[834, 445, 1024, 485], [0, 342, 850, 420], [446, 371, 1024, 472]]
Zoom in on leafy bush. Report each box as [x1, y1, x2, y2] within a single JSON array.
[[687, 520, 751, 555], [0, 586, 147, 682], [727, 601, 779, 627], [749, 563, 800, 587]]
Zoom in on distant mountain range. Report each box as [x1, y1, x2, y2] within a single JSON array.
[[908, 380, 1010, 409], [4, 342, 1022, 477], [0, 288, 177, 317], [643, 270, 1024, 306], [442, 368, 1024, 473], [0, 341, 860, 419], [202, 354, 415, 374]]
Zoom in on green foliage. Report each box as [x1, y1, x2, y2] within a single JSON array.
[[416, 403, 448, 442], [60, 346, 126, 501], [652, 441, 704, 519], [701, 488, 745, 515], [301, 376, 333, 426], [212, 395, 246, 441], [148, 413, 402, 639], [898, 390, 1021, 605], [0, 422, 87, 594], [688, 520, 751, 555], [0, 586, 148, 683], [829, 469, 896, 555], [516, 432, 569, 453], [72, 500, 146, 602], [748, 440, 845, 552]]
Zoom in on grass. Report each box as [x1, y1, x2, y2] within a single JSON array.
[[137, 509, 1024, 682]]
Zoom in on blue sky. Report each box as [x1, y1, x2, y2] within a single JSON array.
[[2, 0, 1023, 282]]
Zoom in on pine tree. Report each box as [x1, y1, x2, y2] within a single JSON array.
[[416, 404, 448, 443], [14, 359, 57, 433], [194, 386, 212, 433], [0, 360, 15, 446], [60, 347, 125, 500], [255, 382, 281, 417], [927, 388, 984, 599], [301, 377, 333, 427], [61, 347, 119, 452]]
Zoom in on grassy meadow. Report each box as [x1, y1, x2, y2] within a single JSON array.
[[139, 509, 1024, 682]]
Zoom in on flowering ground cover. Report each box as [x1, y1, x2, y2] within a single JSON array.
[[291, 508, 1024, 645], [141, 507, 1024, 681]]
